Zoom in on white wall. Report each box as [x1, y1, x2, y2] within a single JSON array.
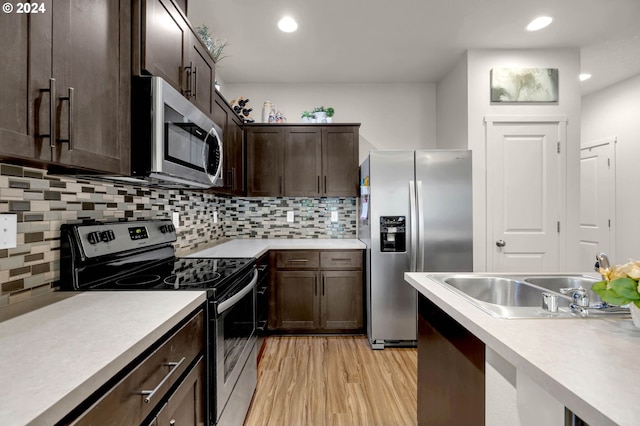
[[221, 83, 437, 165], [465, 49, 582, 271], [437, 52, 469, 149], [582, 74, 640, 262]]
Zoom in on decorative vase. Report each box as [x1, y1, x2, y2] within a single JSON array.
[[630, 303, 640, 328], [315, 112, 327, 123], [326, 117, 333, 123]]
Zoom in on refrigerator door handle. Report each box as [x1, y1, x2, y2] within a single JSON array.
[[409, 180, 417, 272], [416, 180, 425, 272]]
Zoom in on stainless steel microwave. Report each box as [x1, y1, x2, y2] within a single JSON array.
[[131, 76, 223, 188]]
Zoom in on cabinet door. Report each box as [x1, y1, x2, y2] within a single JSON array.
[[322, 126, 359, 196], [246, 127, 283, 196], [0, 7, 51, 163], [156, 357, 205, 426], [283, 127, 322, 196], [188, 33, 215, 117], [320, 270, 363, 330], [52, 0, 130, 173], [213, 94, 245, 195], [228, 115, 245, 194], [143, 0, 188, 93], [276, 271, 318, 330]]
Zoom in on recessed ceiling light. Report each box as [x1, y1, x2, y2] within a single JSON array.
[[526, 16, 553, 31], [579, 73, 592, 82], [278, 16, 298, 33]]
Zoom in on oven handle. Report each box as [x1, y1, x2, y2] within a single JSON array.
[[217, 268, 258, 315]]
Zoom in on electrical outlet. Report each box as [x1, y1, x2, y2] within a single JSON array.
[[287, 211, 295, 223], [213, 211, 218, 224], [331, 211, 339, 222], [172, 212, 180, 229], [0, 214, 17, 249]]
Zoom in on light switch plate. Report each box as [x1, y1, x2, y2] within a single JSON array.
[[0, 214, 17, 249], [287, 211, 294, 223], [331, 211, 338, 222], [172, 212, 180, 229], [213, 211, 218, 224]]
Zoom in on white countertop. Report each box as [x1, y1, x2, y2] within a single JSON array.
[[0, 291, 207, 425], [404, 272, 640, 426], [188, 238, 366, 259]]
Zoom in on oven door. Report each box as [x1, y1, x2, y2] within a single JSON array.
[[213, 268, 258, 423]]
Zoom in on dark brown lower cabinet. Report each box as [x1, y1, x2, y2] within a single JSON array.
[[417, 295, 485, 426], [276, 270, 318, 330], [149, 356, 205, 426], [64, 308, 205, 425], [271, 250, 363, 334], [320, 270, 363, 330]]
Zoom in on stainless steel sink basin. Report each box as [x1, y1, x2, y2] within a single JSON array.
[[444, 276, 546, 307], [523, 275, 601, 300], [428, 273, 629, 319]]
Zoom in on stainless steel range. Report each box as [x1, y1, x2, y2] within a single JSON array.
[[59, 218, 257, 426]]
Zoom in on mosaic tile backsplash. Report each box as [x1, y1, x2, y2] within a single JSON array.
[[0, 163, 357, 305]]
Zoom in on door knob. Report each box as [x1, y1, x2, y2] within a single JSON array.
[[496, 240, 506, 247]]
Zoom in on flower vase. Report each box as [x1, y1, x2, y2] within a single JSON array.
[[630, 302, 640, 328]]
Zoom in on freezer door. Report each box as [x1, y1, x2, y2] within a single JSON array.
[[368, 151, 417, 345], [416, 150, 473, 273]]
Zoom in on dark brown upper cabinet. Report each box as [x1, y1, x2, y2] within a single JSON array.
[[245, 124, 360, 198], [0, 0, 131, 174], [246, 126, 284, 197], [212, 91, 245, 195], [284, 127, 323, 196], [136, 0, 216, 118]]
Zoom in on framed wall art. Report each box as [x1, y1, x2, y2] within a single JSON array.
[[490, 68, 559, 102]]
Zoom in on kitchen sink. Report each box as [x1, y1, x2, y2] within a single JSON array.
[[523, 275, 600, 299], [429, 273, 629, 319], [443, 276, 546, 307]]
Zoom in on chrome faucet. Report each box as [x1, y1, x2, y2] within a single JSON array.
[[560, 286, 590, 317], [594, 252, 610, 277]]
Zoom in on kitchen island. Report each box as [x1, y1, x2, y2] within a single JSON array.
[[0, 291, 206, 425], [404, 272, 640, 426]]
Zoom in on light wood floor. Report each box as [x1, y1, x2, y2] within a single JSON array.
[[244, 336, 417, 426]]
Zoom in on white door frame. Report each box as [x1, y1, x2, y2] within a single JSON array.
[[580, 135, 617, 263], [484, 115, 568, 272]]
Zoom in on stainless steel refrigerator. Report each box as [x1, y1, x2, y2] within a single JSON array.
[[359, 150, 473, 349]]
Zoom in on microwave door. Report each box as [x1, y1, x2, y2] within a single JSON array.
[[204, 126, 223, 185]]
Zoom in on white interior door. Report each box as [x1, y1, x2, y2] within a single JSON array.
[[486, 117, 566, 273], [579, 139, 615, 272]]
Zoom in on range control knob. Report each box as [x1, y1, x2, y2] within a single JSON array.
[[100, 230, 115, 242], [87, 231, 101, 245], [160, 224, 176, 234]]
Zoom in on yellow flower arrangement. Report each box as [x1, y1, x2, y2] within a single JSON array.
[[592, 260, 640, 308]]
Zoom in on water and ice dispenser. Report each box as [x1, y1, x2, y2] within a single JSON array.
[[380, 216, 406, 252]]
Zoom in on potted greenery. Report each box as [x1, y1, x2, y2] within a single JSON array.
[[325, 107, 335, 123], [301, 111, 313, 123], [195, 25, 229, 64], [592, 259, 640, 327], [313, 106, 327, 123]]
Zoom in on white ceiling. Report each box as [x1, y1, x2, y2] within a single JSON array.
[[188, 0, 640, 95]]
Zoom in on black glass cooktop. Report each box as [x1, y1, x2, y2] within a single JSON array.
[[82, 257, 255, 297]]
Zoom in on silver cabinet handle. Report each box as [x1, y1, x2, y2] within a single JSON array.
[[38, 78, 56, 148], [496, 240, 506, 247], [193, 66, 198, 100], [287, 259, 309, 263], [140, 357, 186, 403], [59, 87, 74, 151]]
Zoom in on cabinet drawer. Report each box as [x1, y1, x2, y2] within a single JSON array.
[[320, 251, 363, 269], [276, 251, 319, 269], [69, 309, 205, 426]]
